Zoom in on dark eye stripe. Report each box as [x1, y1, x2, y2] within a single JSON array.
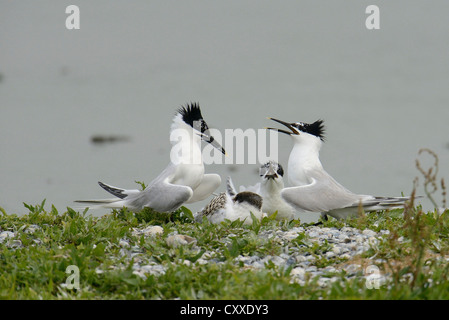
[[277, 164, 284, 177]]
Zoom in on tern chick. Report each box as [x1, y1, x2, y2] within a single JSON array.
[[240, 161, 295, 220], [195, 177, 264, 225]]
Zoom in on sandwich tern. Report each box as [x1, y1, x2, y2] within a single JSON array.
[[195, 177, 264, 225], [267, 117, 413, 220], [240, 161, 295, 220], [76, 103, 226, 212]]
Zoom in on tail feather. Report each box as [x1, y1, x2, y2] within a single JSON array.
[[74, 198, 127, 210], [376, 195, 422, 206], [363, 195, 422, 211], [348, 195, 420, 211], [74, 181, 141, 211], [74, 199, 121, 204]]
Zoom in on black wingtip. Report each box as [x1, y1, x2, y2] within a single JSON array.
[[98, 181, 127, 199]]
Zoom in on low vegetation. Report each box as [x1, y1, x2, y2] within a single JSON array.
[[0, 149, 447, 299]]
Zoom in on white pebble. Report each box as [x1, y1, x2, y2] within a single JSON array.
[[340, 253, 352, 260], [166, 234, 196, 248], [291, 267, 306, 278], [344, 264, 361, 274], [25, 224, 41, 234], [142, 225, 163, 236], [332, 247, 342, 255], [307, 231, 319, 238], [0, 231, 15, 243], [362, 229, 377, 237], [119, 239, 130, 247]]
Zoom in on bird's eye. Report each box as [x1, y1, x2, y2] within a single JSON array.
[[201, 121, 209, 133], [295, 123, 306, 132]]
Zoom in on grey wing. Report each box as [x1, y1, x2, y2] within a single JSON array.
[[200, 192, 227, 216], [194, 192, 227, 223], [186, 173, 221, 203], [281, 168, 365, 212], [127, 163, 193, 212]]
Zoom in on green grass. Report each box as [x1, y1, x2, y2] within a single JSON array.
[[1, 199, 449, 300]]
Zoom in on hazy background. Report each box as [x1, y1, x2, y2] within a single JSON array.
[[1, 1, 448, 222]]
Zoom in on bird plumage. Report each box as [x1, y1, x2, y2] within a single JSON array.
[[76, 103, 225, 212], [268, 117, 414, 220], [195, 177, 265, 225], [240, 161, 295, 220]]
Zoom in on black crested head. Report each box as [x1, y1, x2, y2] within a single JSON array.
[[177, 102, 208, 132], [260, 161, 284, 177], [233, 192, 263, 211], [178, 102, 203, 125], [296, 120, 325, 141]]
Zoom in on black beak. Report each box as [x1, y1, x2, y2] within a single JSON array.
[[265, 117, 300, 135], [201, 131, 226, 155], [263, 164, 278, 180]]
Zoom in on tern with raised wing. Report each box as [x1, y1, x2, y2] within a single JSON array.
[[267, 118, 413, 220], [76, 103, 225, 212]]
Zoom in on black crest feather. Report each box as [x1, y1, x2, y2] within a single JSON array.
[[299, 120, 325, 141], [177, 102, 204, 127]]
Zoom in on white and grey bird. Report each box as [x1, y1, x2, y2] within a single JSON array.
[[240, 161, 295, 220], [195, 177, 264, 225], [76, 103, 226, 212], [267, 117, 414, 220]]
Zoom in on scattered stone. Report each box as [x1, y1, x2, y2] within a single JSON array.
[[343, 263, 362, 274], [291, 267, 306, 278], [2, 214, 393, 287], [119, 239, 130, 247], [24, 224, 42, 234], [166, 234, 197, 248], [0, 231, 15, 243], [133, 225, 163, 237], [362, 229, 377, 237]]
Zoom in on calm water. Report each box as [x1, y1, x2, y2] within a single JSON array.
[[1, 1, 449, 222]]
